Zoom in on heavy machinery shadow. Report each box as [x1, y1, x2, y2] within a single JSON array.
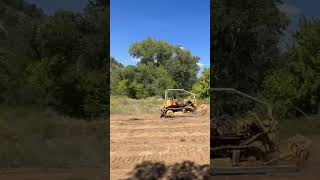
[[165, 114, 207, 119], [121, 161, 210, 180], [169, 115, 195, 118]]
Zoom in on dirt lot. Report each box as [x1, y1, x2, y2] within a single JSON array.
[[110, 113, 210, 179]]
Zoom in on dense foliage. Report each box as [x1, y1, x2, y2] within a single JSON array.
[[212, 0, 320, 118], [212, 0, 288, 94], [111, 37, 209, 99], [0, 0, 107, 118], [263, 19, 320, 117], [192, 68, 210, 99], [211, 0, 289, 117]]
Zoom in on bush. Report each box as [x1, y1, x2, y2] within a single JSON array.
[[263, 19, 320, 117], [192, 68, 210, 99], [111, 62, 176, 99]]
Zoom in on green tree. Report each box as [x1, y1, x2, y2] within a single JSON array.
[[0, 0, 109, 118], [192, 68, 210, 99], [111, 62, 176, 99], [34, 11, 80, 60], [110, 64, 137, 97], [134, 63, 175, 98], [129, 37, 200, 90], [0, 0, 42, 105], [263, 18, 320, 117], [164, 46, 200, 90], [81, 71, 107, 118], [212, 0, 288, 94], [263, 69, 298, 117], [25, 57, 59, 105], [129, 37, 173, 65]]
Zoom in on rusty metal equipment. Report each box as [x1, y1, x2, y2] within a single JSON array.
[[211, 88, 311, 175], [160, 89, 208, 118]]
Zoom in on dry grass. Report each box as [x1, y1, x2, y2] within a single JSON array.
[[0, 105, 104, 168], [279, 114, 320, 138], [110, 95, 210, 115], [110, 96, 163, 114]]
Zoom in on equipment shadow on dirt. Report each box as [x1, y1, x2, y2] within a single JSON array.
[[121, 160, 210, 180], [165, 114, 207, 119]]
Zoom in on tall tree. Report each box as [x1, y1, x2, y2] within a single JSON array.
[[263, 18, 320, 117], [129, 37, 200, 90], [212, 0, 288, 95], [0, 0, 43, 104]]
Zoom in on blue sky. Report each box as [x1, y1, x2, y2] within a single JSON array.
[[283, 0, 320, 18], [280, 0, 320, 31], [110, 0, 210, 69], [277, 0, 320, 50]]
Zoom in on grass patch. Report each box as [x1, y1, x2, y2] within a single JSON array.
[[0, 105, 104, 168], [196, 98, 210, 105], [110, 95, 210, 115], [110, 96, 162, 114], [279, 114, 320, 138]]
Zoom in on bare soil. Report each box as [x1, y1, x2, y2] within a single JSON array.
[[110, 113, 210, 180], [2, 113, 318, 179]]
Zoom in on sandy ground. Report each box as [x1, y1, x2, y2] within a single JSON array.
[[1, 113, 319, 180], [110, 113, 210, 180]]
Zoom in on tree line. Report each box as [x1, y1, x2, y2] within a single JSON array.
[[0, 0, 107, 119], [212, 0, 320, 117], [110, 37, 210, 99], [4, 0, 319, 119]]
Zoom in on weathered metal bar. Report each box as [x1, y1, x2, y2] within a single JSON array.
[[211, 88, 275, 126], [211, 145, 253, 151]]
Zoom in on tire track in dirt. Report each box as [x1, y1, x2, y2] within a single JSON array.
[[111, 134, 209, 144], [111, 143, 168, 153], [111, 150, 209, 168], [111, 126, 208, 134], [110, 120, 208, 126], [110, 113, 210, 179]]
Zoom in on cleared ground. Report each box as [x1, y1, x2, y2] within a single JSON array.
[[110, 113, 210, 180]]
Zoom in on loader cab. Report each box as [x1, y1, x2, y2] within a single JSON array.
[[160, 89, 198, 118]]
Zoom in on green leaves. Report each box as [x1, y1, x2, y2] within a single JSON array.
[[263, 70, 298, 117], [112, 37, 201, 99], [129, 37, 173, 65], [212, 0, 287, 94], [35, 12, 80, 60], [80, 71, 107, 118], [111, 60, 176, 99], [26, 57, 58, 95], [263, 19, 320, 117], [164, 56, 199, 90], [192, 68, 210, 99], [0, 1, 108, 118]]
